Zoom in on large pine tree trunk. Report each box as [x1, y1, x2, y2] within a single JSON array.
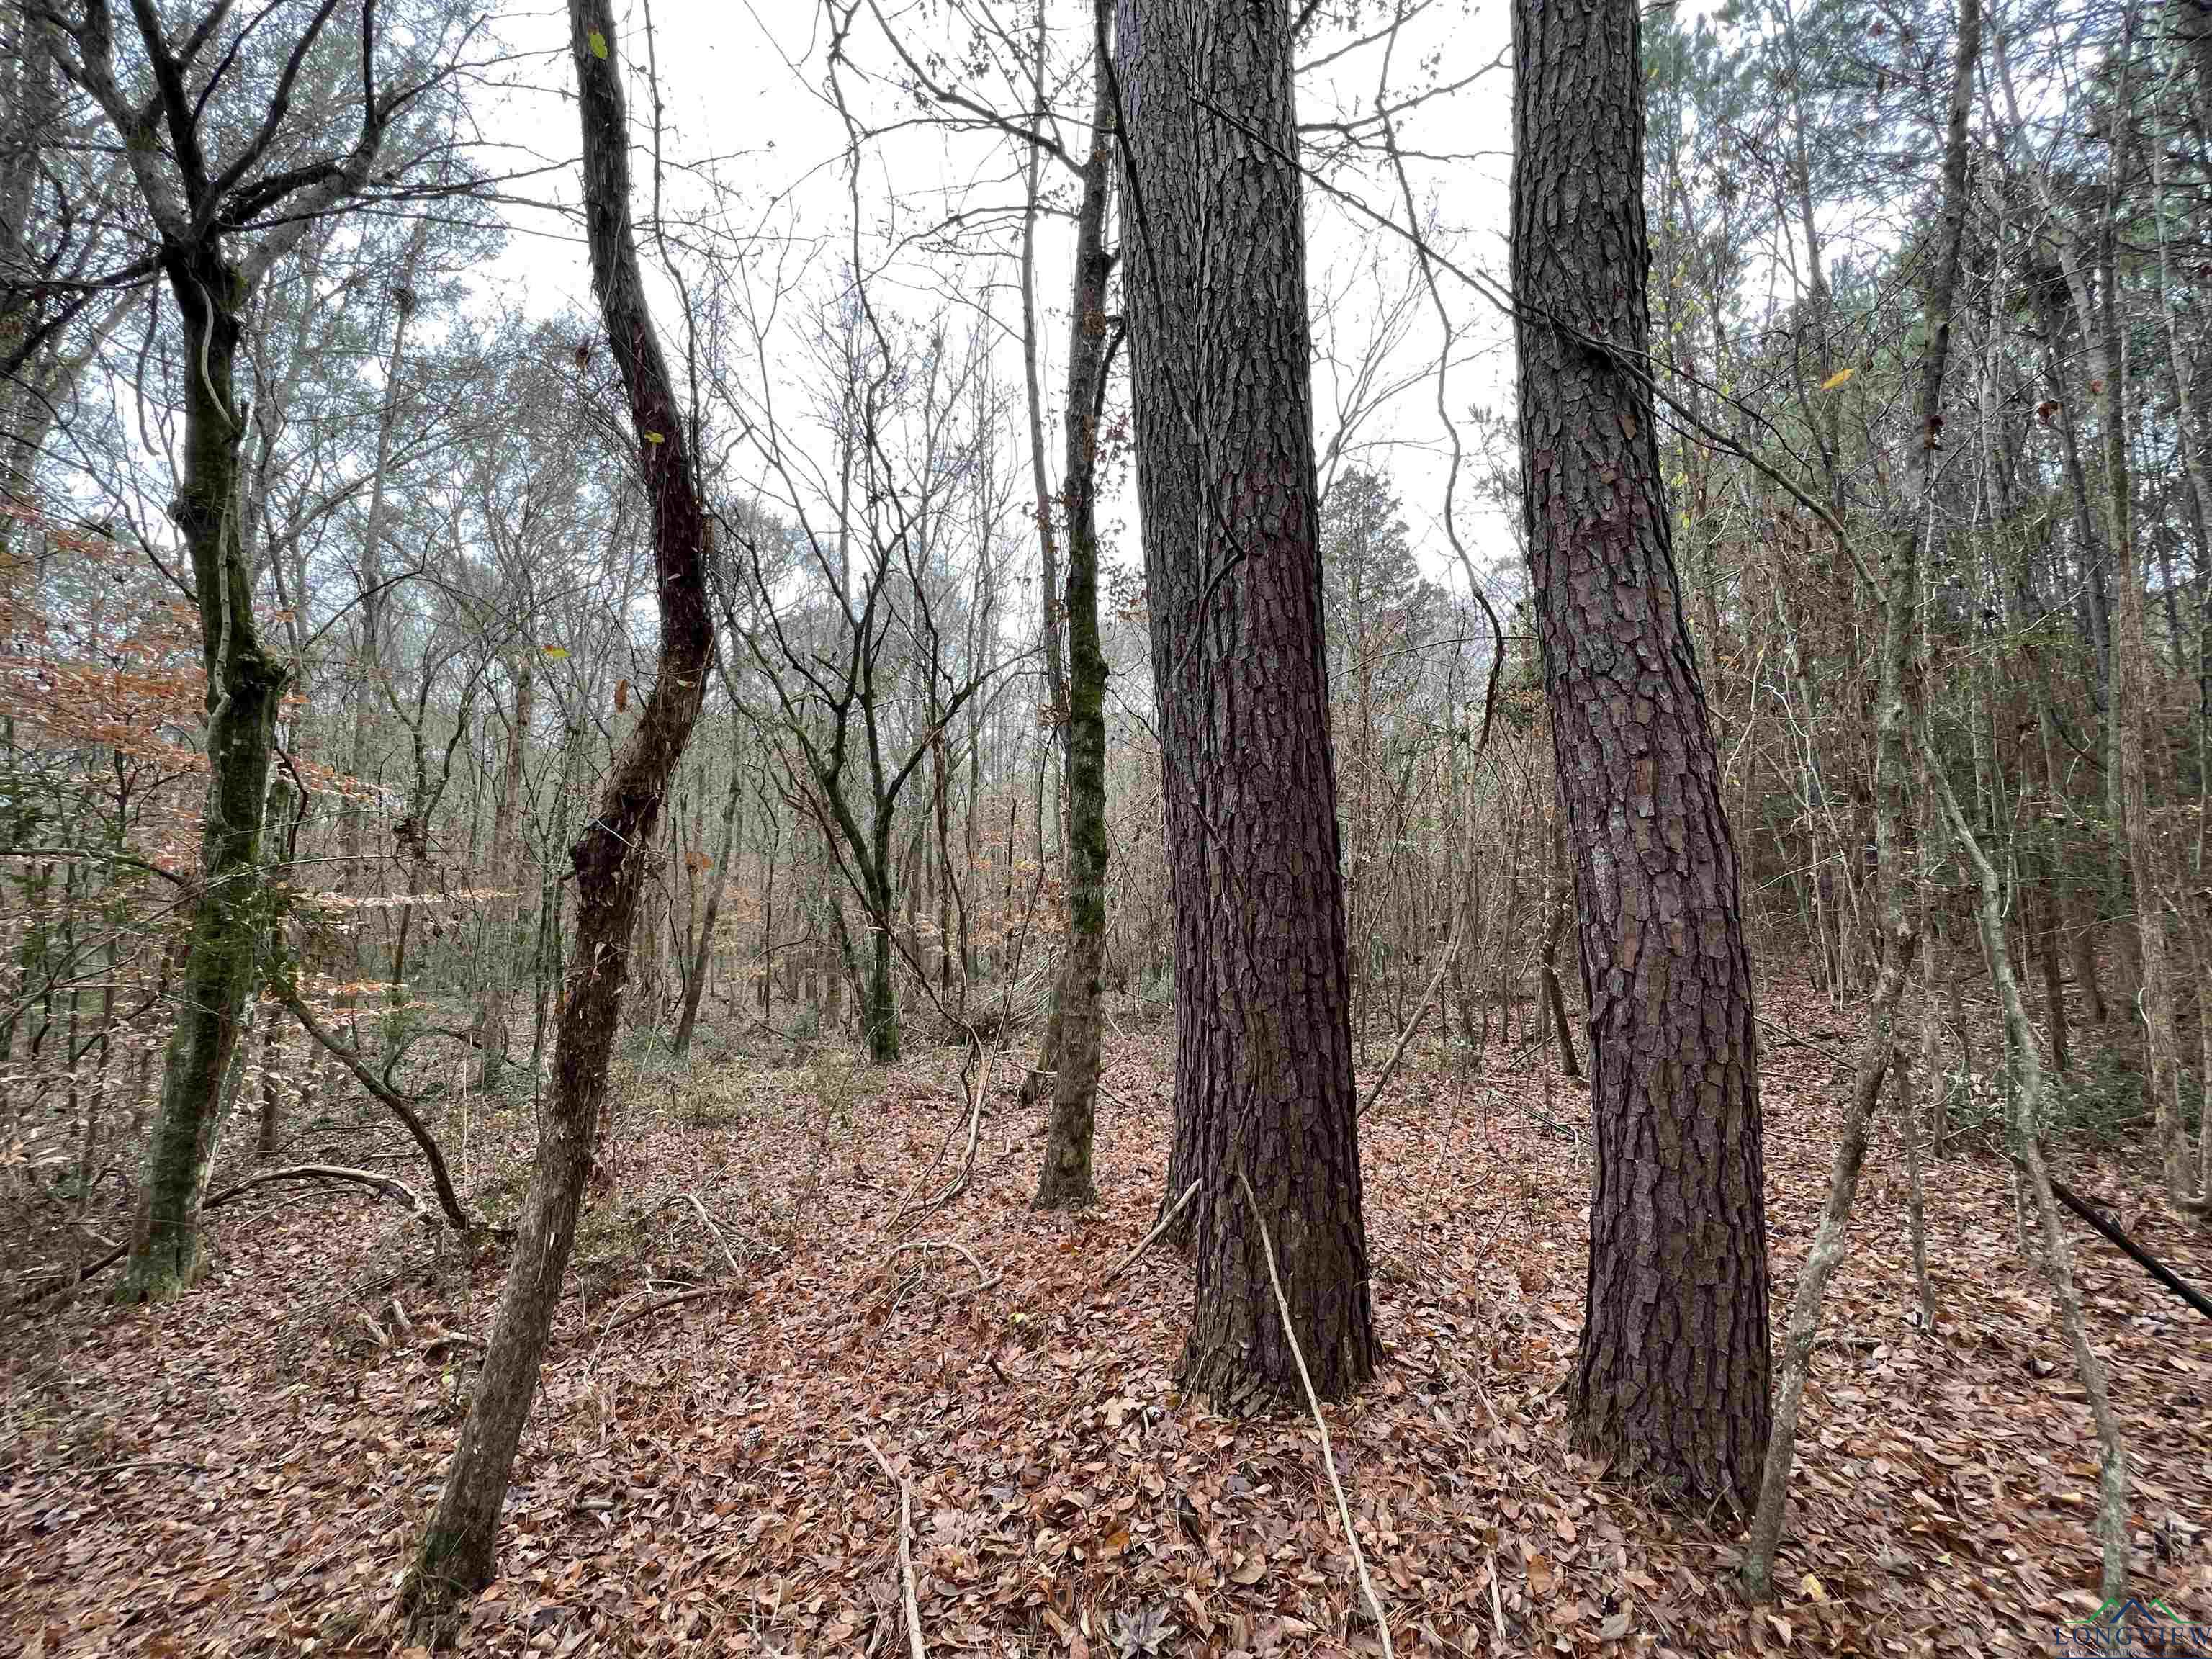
[[1511, 0, 1769, 1508], [1119, 0, 1376, 1403], [1033, 1, 1116, 1211], [403, 0, 718, 1627], [122, 253, 288, 1303]]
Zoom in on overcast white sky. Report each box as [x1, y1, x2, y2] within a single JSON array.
[[458, 0, 1524, 597]]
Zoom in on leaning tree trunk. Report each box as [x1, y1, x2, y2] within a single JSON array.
[[1512, 0, 1769, 1509], [403, 0, 719, 1630], [1120, 0, 1377, 1403], [1742, 0, 1980, 1597], [1033, 0, 1116, 1211], [122, 253, 289, 1303]]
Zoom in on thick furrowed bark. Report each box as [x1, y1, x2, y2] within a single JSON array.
[[1512, 0, 1768, 1509], [1118, 0, 1376, 1403]]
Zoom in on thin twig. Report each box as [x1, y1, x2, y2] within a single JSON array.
[[1237, 1172, 1395, 1657], [596, 1286, 722, 1340], [1105, 1180, 1200, 1285], [859, 1433, 927, 1659], [1359, 911, 1463, 1118], [678, 1191, 744, 1277], [889, 1239, 1002, 1296], [17, 1458, 210, 1483]]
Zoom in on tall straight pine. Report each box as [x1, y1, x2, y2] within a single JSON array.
[[1118, 0, 1377, 1403], [1511, 0, 1771, 1507]]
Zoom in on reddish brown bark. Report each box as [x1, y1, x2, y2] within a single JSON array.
[[1512, 0, 1769, 1507], [1119, 0, 1376, 1403]]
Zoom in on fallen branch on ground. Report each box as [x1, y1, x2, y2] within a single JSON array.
[[2046, 1172, 2212, 1321], [276, 988, 474, 1231], [1104, 1180, 1200, 1286], [17, 1458, 211, 1485], [1238, 1172, 1395, 1659], [889, 1239, 1002, 1296], [859, 1432, 928, 1659], [639, 1191, 745, 1277], [13, 1163, 434, 1309], [596, 1286, 726, 1340], [208, 1162, 429, 1216]]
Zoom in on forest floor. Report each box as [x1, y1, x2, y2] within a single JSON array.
[[2, 976, 2209, 1658]]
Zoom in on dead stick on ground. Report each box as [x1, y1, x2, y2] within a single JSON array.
[[889, 1239, 1002, 1295], [22, 1458, 210, 1483], [1488, 1549, 1506, 1645], [678, 1191, 744, 1277], [596, 1286, 721, 1340], [1105, 1180, 1200, 1285], [1238, 1172, 1395, 1658], [209, 1162, 428, 1215], [860, 1432, 927, 1659]]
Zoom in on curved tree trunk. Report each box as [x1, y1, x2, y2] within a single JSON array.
[[122, 254, 288, 1303], [1119, 0, 1376, 1403], [403, 0, 719, 1628], [1512, 0, 1769, 1509]]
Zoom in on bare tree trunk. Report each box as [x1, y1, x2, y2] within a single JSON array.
[[1017, 0, 1072, 1104], [122, 255, 287, 1303], [1931, 757, 2131, 1599], [1539, 817, 1579, 1080], [1034, 0, 1116, 1210], [339, 221, 431, 894], [404, 2, 719, 1627], [1121, 0, 1377, 1403], [474, 647, 535, 1086], [1743, 4, 1979, 1593], [673, 728, 745, 1060], [1514, 0, 1768, 1509]]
